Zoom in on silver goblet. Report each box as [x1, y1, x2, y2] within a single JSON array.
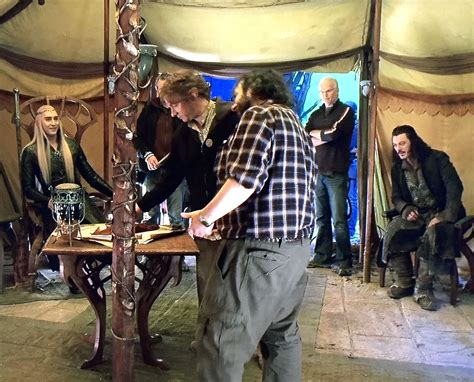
[[51, 183, 85, 246]]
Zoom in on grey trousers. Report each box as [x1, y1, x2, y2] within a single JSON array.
[[194, 238, 220, 304], [196, 238, 309, 382]]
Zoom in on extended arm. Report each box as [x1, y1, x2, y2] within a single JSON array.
[[75, 146, 113, 197], [136, 156, 184, 213], [182, 178, 255, 237]]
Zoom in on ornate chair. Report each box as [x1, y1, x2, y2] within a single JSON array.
[[377, 209, 474, 306], [0, 161, 21, 292], [16, 95, 109, 288]]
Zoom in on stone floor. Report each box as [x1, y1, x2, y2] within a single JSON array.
[[0, 258, 473, 381], [305, 267, 474, 369]]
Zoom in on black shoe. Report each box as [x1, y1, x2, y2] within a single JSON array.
[[331, 265, 352, 276], [387, 285, 414, 299], [307, 258, 333, 268]]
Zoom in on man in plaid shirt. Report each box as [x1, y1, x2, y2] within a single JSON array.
[[183, 70, 316, 381]]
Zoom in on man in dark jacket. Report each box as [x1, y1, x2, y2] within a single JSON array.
[[305, 77, 355, 276], [134, 73, 189, 227], [384, 125, 465, 310], [136, 70, 240, 304]]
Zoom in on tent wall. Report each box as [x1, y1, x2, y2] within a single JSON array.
[[0, 60, 103, 100]]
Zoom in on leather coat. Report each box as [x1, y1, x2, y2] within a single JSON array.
[[21, 137, 112, 224]]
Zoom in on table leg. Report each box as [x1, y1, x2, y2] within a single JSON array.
[[60, 255, 110, 369], [136, 255, 183, 369]]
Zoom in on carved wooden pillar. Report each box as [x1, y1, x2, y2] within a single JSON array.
[[111, 0, 140, 380]]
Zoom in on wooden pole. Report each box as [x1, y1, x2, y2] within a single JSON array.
[[12, 89, 30, 287], [111, 1, 140, 380], [363, 0, 382, 283], [357, 48, 370, 264], [103, 0, 110, 182]]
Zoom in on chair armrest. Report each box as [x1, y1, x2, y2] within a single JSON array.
[[454, 215, 474, 232], [382, 209, 399, 220], [25, 199, 45, 227], [89, 192, 112, 201]]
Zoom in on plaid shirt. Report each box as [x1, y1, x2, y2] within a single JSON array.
[[214, 102, 317, 240]]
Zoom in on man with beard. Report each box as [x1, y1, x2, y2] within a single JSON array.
[[136, 70, 240, 305], [383, 125, 465, 311], [182, 69, 316, 381]]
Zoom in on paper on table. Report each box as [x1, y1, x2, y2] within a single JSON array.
[[76, 224, 185, 248]]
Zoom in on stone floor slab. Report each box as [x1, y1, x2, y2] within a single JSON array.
[[412, 329, 474, 367], [306, 269, 327, 287], [299, 324, 317, 346], [343, 278, 395, 304], [351, 335, 423, 363], [458, 293, 474, 328], [402, 301, 473, 332], [345, 301, 410, 338], [299, 308, 321, 326], [321, 283, 344, 314], [316, 311, 351, 351]]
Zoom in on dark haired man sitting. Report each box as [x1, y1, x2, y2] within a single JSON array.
[[384, 125, 465, 311]]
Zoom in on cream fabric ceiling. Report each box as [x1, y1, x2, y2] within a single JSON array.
[[142, 1, 369, 66], [0, 0, 472, 97]]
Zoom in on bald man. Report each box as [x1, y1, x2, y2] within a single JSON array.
[[305, 77, 355, 276]]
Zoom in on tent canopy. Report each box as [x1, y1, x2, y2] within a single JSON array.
[[1, 0, 472, 96]]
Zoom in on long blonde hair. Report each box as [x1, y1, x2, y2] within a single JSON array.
[[22, 105, 74, 184]]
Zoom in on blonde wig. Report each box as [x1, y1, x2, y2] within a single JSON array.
[[22, 105, 74, 184]]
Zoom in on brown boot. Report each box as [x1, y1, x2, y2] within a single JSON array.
[[387, 285, 414, 299], [414, 288, 438, 311], [388, 252, 415, 299], [414, 258, 438, 311]]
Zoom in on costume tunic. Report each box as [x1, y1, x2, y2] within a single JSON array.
[[382, 149, 465, 266]]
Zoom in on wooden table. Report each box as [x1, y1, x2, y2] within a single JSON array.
[[42, 232, 199, 370]]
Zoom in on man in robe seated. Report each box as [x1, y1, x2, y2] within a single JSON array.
[[384, 125, 465, 311]]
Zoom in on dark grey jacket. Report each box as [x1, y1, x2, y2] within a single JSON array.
[[391, 149, 465, 222], [137, 101, 240, 212]]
